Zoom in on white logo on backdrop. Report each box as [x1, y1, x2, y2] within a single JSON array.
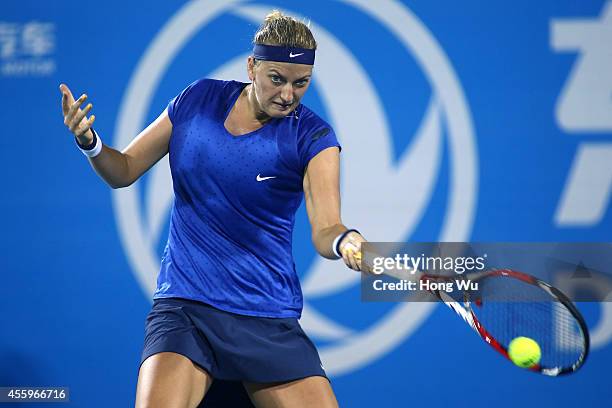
[[551, 1, 612, 348], [113, 0, 477, 376], [0, 21, 55, 76], [552, 1, 612, 226]]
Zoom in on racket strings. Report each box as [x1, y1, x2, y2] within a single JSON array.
[[470, 276, 586, 371]]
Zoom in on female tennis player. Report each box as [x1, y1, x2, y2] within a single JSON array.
[[60, 10, 366, 408]]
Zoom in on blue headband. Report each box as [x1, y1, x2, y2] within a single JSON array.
[[253, 44, 315, 65]]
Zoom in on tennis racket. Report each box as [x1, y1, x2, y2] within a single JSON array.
[[357, 251, 590, 376]]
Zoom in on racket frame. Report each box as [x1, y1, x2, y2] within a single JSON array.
[[383, 267, 590, 376]]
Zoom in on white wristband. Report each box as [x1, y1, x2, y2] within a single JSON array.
[[77, 129, 102, 158], [332, 229, 361, 259], [332, 233, 343, 258]]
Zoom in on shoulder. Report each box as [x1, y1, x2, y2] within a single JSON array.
[[169, 78, 245, 125], [295, 105, 334, 137], [294, 104, 336, 144], [291, 104, 341, 170], [297, 104, 331, 129]]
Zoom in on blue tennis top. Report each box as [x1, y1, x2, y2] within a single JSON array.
[[154, 78, 341, 318]]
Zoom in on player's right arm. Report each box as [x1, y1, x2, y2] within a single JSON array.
[[59, 83, 171, 188]]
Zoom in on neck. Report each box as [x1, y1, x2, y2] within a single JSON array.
[[245, 84, 272, 125]]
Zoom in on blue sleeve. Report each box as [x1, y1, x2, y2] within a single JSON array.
[[297, 122, 342, 172], [167, 78, 215, 126]]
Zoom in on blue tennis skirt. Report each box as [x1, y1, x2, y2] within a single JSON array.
[[140, 297, 327, 383]]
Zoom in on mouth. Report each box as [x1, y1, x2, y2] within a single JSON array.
[[273, 102, 293, 111]]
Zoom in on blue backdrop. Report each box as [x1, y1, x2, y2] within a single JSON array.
[[1, 0, 611, 406]]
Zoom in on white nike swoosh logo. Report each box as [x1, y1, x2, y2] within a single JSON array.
[[256, 174, 277, 182], [289, 52, 304, 58]]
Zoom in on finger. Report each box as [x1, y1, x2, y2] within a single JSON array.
[[59, 83, 74, 101], [354, 251, 364, 273], [349, 250, 360, 271], [65, 95, 87, 129], [344, 248, 359, 271], [59, 84, 74, 113], [66, 94, 87, 123], [340, 241, 359, 270], [61, 91, 68, 115], [76, 115, 96, 137], [354, 252, 374, 275], [64, 100, 82, 127], [68, 103, 91, 133], [352, 244, 377, 275], [341, 250, 352, 270], [341, 247, 351, 269], [69, 103, 93, 133], [59, 83, 70, 94]]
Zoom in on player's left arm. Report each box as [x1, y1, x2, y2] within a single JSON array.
[[303, 146, 365, 271]]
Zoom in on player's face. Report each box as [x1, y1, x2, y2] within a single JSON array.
[[248, 58, 313, 118]]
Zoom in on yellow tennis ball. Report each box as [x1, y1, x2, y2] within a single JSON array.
[[508, 337, 541, 368]]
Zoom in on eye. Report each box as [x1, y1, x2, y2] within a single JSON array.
[[294, 79, 309, 88], [270, 75, 282, 84]]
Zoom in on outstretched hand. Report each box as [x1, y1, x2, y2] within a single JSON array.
[[59, 83, 96, 145]]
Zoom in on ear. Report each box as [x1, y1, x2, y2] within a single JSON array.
[[247, 56, 256, 81]]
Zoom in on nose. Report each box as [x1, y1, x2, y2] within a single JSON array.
[[280, 83, 293, 104]]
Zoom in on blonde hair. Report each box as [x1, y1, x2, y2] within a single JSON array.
[[253, 10, 317, 50]]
